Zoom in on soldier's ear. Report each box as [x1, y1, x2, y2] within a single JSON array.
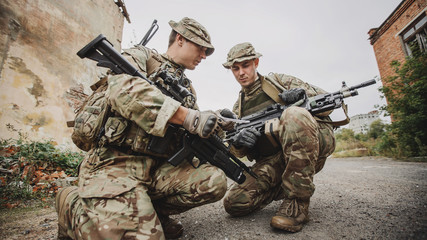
[[176, 34, 185, 46], [254, 58, 259, 67]]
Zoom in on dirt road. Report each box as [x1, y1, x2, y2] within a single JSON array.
[[1, 157, 426, 240]]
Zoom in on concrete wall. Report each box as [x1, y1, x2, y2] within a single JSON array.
[[0, 0, 125, 147], [348, 111, 380, 134]]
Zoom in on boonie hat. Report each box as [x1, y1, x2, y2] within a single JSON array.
[[169, 17, 215, 56], [223, 42, 262, 68]]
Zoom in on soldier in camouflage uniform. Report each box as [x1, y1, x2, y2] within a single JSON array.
[[222, 42, 336, 232], [55, 17, 230, 240]]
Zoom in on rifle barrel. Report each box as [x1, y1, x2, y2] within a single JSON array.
[[349, 79, 376, 91]]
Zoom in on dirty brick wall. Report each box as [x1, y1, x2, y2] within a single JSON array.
[[0, 0, 126, 147], [368, 0, 427, 80]]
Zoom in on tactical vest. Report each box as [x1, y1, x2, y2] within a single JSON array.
[[238, 75, 282, 157]]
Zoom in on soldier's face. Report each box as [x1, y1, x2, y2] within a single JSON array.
[[231, 59, 259, 88], [178, 38, 207, 70]]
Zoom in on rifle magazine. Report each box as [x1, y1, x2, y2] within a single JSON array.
[[264, 118, 281, 147]]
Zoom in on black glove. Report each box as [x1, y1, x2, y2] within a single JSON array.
[[279, 88, 306, 105], [231, 127, 261, 149], [216, 108, 237, 131], [219, 108, 236, 119]]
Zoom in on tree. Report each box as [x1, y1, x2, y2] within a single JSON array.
[[379, 50, 427, 157], [367, 119, 385, 139]]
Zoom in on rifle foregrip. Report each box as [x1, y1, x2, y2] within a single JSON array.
[[212, 150, 246, 184]]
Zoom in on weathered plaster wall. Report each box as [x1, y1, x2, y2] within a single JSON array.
[[0, 0, 125, 147]]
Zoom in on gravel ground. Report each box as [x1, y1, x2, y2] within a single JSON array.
[[1, 157, 426, 240]]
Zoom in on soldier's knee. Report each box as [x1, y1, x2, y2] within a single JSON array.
[[201, 169, 227, 202], [56, 186, 79, 239], [281, 106, 313, 124], [223, 192, 255, 217], [280, 106, 317, 134], [223, 197, 237, 216], [210, 183, 227, 203], [223, 200, 254, 217], [213, 173, 228, 201], [55, 186, 79, 215]]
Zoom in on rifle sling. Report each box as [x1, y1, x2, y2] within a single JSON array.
[[260, 76, 285, 105], [314, 104, 350, 127]]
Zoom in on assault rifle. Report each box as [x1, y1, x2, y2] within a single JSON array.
[[225, 79, 377, 141], [77, 34, 256, 184]]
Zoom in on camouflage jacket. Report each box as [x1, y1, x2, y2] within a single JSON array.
[[231, 72, 331, 159], [104, 45, 197, 157]]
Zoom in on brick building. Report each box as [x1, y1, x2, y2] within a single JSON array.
[[368, 0, 427, 81]]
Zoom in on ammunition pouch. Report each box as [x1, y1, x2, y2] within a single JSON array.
[[101, 118, 182, 158], [264, 118, 281, 147]]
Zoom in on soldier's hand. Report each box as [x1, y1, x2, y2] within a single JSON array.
[[183, 109, 219, 138], [231, 127, 261, 149], [216, 108, 237, 131], [279, 88, 306, 105]]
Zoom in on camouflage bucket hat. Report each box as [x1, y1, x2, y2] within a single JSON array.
[[223, 42, 262, 68], [169, 17, 215, 56]]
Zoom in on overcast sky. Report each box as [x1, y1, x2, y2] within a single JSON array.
[[121, 0, 402, 122]]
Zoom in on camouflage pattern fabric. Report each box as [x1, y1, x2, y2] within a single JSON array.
[[224, 74, 335, 216], [58, 147, 227, 240], [168, 17, 215, 56], [222, 42, 262, 68]]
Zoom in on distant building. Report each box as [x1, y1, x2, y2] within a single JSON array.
[[368, 0, 426, 82], [348, 110, 380, 134]]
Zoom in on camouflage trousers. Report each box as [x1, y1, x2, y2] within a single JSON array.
[[224, 106, 335, 216], [56, 147, 227, 240]]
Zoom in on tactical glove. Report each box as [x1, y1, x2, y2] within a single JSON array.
[[279, 88, 306, 105], [216, 108, 237, 131], [183, 109, 219, 138], [231, 127, 261, 149]]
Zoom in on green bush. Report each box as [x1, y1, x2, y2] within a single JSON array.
[[0, 137, 83, 208], [379, 50, 427, 157], [335, 51, 427, 159]]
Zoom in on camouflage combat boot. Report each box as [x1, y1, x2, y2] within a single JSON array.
[[270, 197, 310, 232], [158, 214, 184, 239], [55, 186, 79, 240]]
